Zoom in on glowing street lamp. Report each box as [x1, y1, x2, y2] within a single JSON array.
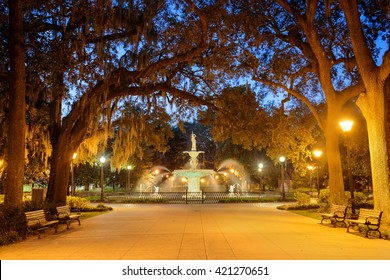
[[313, 149, 322, 196], [126, 165, 132, 192], [71, 153, 77, 196], [279, 156, 286, 200], [99, 156, 106, 201], [340, 120, 355, 214]]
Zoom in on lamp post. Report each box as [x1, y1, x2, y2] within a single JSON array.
[[126, 165, 132, 192], [340, 120, 355, 215], [279, 156, 286, 200], [313, 149, 322, 196], [307, 165, 314, 195], [99, 156, 106, 201], [71, 153, 77, 196], [258, 163, 264, 193]]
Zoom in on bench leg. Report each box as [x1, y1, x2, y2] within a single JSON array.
[[346, 222, 355, 233], [366, 228, 382, 238]]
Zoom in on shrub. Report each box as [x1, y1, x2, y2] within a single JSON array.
[[78, 204, 113, 212], [66, 196, 90, 210], [294, 192, 311, 205], [345, 191, 367, 208], [318, 188, 330, 211], [0, 205, 28, 246], [294, 187, 311, 194], [277, 204, 319, 210], [23, 200, 46, 212]]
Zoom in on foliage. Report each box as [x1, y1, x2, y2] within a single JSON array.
[[0, 205, 27, 246], [78, 204, 113, 212], [293, 192, 311, 205], [109, 102, 174, 171], [222, 0, 390, 204], [66, 196, 90, 210], [208, 86, 317, 174], [210, 86, 270, 151], [277, 204, 320, 210], [318, 188, 371, 212], [345, 191, 368, 208], [318, 188, 331, 212]]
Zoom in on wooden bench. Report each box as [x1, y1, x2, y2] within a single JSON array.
[[346, 208, 383, 238], [25, 210, 59, 238], [320, 204, 348, 227], [56, 205, 81, 229]]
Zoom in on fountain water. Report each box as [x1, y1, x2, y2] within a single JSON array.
[[134, 165, 171, 192], [172, 132, 215, 192], [217, 159, 249, 193]]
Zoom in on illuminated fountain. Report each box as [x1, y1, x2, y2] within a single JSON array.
[[172, 132, 215, 192]]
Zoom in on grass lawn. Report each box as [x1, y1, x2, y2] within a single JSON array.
[[288, 209, 323, 220]]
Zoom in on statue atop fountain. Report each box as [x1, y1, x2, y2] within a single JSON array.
[[191, 132, 196, 151], [183, 132, 204, 170], [172, 132, 215, 192]]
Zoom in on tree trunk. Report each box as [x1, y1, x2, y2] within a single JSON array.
[[46, 136, 73, 205], [357, 81, 390, 226], [325, 104, 346, 203], [340, 0, 390, 227], [4, 0, 26, 209], [47, 111, 90, 205]]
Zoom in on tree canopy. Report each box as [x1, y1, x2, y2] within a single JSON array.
[[0, 0, 389, 225]]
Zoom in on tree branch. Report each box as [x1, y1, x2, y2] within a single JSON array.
[[252, 75, 325, 132]]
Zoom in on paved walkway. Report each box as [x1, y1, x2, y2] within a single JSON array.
[[1, 203, 390, 260]]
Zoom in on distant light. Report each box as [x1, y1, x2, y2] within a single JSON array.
[[258, 163, 264, 169], [313, 150, 322, 158], [339, 120, 353, 132], [279, 156, 286, 163], [99, 156, 106, 163], [127, 165, 132, 170], [307, 165, 314, 170], [72, 153, 77, 160]]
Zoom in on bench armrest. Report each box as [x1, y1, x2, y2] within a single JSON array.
[[333, 211, 346, 218], [56, 212, 71, 222], [366, 216, 380, 225]]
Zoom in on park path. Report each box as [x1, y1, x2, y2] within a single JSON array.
[[1, 203, 390, 260]]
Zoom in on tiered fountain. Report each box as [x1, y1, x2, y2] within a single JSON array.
[[172, 132, 215, 192]]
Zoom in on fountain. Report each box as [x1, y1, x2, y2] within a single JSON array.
[[217, 159, 249, 193], [172, 132, 215, 192]]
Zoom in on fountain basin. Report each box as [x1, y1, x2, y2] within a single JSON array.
[[173, 169, 215, 192]]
